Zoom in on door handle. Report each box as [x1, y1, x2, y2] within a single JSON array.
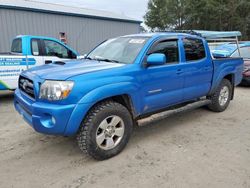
[[176, 69, 184, 75], [45, 60, 52, 64]]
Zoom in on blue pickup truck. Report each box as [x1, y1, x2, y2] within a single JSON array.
[[14, 32, 243, 160]]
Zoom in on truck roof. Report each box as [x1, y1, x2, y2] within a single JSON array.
[[15, 35, 63, 41], [123, 32, 204, 39], [125, 30, 242, 40]]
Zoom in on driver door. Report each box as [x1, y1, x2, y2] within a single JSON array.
[[140, 38, 185, 113], [41, 39, 76, 64]]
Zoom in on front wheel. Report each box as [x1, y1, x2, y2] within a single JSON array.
[[77, 101, 133, 160], [208, 79, 233, 112]]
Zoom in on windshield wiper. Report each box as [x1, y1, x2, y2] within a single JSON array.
[[85, 56, 122, 64], [96, 58, 120, 64]]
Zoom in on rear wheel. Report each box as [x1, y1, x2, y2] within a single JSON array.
[[208, 79, 232, 112], [77, 100, 133, 160]]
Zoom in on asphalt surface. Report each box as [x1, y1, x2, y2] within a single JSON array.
[[0, 87, 249, 188]]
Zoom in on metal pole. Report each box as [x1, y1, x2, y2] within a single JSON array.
[[26, 55, 29, 70], [236, 36, 241, 57]]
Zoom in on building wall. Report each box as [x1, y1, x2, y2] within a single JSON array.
[[0, 8, 140, 54]]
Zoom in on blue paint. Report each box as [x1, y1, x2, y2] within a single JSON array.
[[0, 58, 36, 66], [147, 53, 166, 66], [14, 32, 244, 136], [0, 83, 7, 90], [0, 80, 10, 90]]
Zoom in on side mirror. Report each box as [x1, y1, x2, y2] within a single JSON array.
[[147, 53, 166, 66]]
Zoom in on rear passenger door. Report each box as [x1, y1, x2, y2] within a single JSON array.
[[181, 37, 213, 101]]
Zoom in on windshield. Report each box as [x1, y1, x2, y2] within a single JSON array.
[[87, 37, 148, 64], [11, 38, 22, 53]]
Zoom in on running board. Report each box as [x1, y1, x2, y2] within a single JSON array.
[[137, 99, 211, 126]]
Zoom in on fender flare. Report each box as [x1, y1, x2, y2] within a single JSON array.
[[78, 82, 141, 107], [63, 82, 141, 136], [208, 71, 235, 96]]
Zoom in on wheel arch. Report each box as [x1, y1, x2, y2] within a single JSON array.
[[64, 83, 140, 136], [83, 94, 137, 119], [209, 73, 235, 99]]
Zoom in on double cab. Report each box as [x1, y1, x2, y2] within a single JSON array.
[[14, 32, 244, 160]]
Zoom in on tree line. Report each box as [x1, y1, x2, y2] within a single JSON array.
[[144, 0, 250, 40]]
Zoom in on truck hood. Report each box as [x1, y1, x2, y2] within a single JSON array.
[[26, 59, 125, 80]]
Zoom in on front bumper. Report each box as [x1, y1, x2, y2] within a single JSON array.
[[14, 89, 91, 136]]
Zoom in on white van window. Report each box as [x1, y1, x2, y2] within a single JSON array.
[[11, 39, 22, 53], [31, 40, 40, 56], [44, 40, 69, 58]]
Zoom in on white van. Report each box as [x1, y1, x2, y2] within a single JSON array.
[[0, 35, 80, 90]]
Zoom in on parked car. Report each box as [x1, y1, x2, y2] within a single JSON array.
[[212, 42, 250, 85], [0, 35, 79, 90], [14, 32, 243, 160]]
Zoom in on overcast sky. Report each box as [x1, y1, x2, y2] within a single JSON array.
[[36, 0, 149, 21]]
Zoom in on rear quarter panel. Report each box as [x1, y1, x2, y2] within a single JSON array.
[[210, 57, 243, 94]]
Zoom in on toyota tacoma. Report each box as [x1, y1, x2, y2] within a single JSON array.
[[14, 32, 244, 160]]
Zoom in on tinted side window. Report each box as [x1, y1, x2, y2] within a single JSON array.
[[150, 40, 179, 63], [31, 39, 40, 56], [183, 38, 206, 61], [11, 39, 22, 53], [44, 40, 70, 58]]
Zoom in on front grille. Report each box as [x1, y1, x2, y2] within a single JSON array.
[[19, 76, 35, 99]]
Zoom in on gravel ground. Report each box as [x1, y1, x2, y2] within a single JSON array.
[[0, 87, 249, 188]]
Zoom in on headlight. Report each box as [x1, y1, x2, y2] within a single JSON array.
[[39, 80, 74, 101]]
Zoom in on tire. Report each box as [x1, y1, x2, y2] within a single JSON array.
[[77, 100, 133, 160], [208, 79, 233, 112]]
